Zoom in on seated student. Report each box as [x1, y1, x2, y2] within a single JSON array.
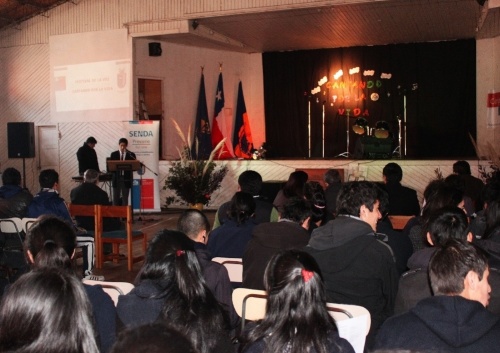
[[238, 250, 354, 353], [213, 170, 278, 229], [0, 167, 33, 218], [177, 209, 238, 328], [116, 230, 233, 353], [375, 240, 500, 352], [110, 322, 197, 353], [304, 181, 328, 231], [323, 169, 342, 220], [243, 198, 311, 290], [207, 191, 257, 258], [476, 199, 500, 268], [394, 206, 472, 315], [25, 215, 117, 353], [273, 170, 308, 215], [0, 269, 99, 353], [470, 179, 500, 239], [28, 169, 102, 280], [381, 162, 420, 216]]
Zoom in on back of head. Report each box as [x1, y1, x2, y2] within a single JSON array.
[[25, 215, 76, 271], [0, 269, 98, 353], [483, 199, 500, 239], [337, 181, 379, 216], [323, 169, 341, 185], [304, 182, 326, 224], [383, 162, 403, 183], [86, 136, 97, 144], [481, 180, 500, 207], [176, 209, 210, 240], [83, 169, 99, 184], [1, 168, 21, 186], [422, 183, 464, 222], [238, 170, 262, 196], [110, 323, 198, 353], [429, 240, 488, 296], [453, 160, 472, 175], [228, 191, 256, 224], [281, 197, 312, 224], [283, 171, 308, 198], [39, 169, 59, 189], [426, 206, 470, 246], [242, 250, 334, 353], [444, 173, 465, 192]]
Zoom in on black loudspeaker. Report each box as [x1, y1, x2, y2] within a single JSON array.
[[354, 136, 393, 159], [148, 42, 162, 56], [8, 122, 35, 158]]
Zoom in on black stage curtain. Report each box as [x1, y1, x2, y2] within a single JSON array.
[[263, 39, 476, 159]]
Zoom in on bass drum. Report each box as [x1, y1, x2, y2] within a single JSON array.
[[352, 117, 368, 135], [374, 120, 390, 139]]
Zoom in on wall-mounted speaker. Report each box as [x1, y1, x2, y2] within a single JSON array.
[[7, 122, 35, 158], [148, 42, 162, 57]]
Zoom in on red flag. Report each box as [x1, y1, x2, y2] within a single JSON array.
[[233, 81, 254, 159], [211, 72, 233, 159]]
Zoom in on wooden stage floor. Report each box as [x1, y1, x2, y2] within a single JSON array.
[[89, 209, 216, 283]]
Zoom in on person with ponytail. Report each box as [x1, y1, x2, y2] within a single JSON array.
[[239, 250, 354, 353], [0, 269, 99, 353], [116, 230, 234, 353], [24, 215, 117, 353]]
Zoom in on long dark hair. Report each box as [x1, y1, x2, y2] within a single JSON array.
[[483, 199, 500, 240], [227, 191, 256, 225], [282, 171, 308, 198], [24, 215, 76, 272], [0, 269, 99, 353], [139, 230, 229, 353], [240, 250, 340, 353]]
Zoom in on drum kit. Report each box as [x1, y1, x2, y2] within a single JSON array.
[[352, 118, 391, 139]]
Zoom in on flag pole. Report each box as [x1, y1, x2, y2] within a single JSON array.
[[308, 98, 311, 158], [322, 101, 325, 158]]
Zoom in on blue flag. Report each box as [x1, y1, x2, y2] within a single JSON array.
[[192, 73, 212, 159], [233, 81, 254, 159]]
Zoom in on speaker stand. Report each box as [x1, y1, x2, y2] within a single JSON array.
[[22, 158, 27, 189], [335, 112, 352, 158]]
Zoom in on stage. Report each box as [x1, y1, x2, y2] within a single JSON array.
[[159, 158, 491, 210]]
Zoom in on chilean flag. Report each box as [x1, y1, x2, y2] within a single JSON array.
[[211, 72, 233, 159]]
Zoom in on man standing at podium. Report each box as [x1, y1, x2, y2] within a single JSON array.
[[76, 136, 99, 175], [109, 138, 136, 206]]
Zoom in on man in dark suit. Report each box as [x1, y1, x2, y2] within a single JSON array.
[[109, 138, 136, 206], [382, 162, 420, 216], [76, 136, 99, 175]]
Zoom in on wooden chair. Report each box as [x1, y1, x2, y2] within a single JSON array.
[[212, 257, 243, 283], [388, 215, 413, 230], [96, 205, 147, 271]]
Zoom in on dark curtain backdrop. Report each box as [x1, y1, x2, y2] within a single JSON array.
[[263, 39, 476, 159]]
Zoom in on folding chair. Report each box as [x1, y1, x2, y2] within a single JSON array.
[[96, 205, 147, 271], [21, 217, 37, 234], [0, 218, 28, 281], [212, 257, 243, 283], [83, 279, 135, 305], [68, 204, 99, 264]]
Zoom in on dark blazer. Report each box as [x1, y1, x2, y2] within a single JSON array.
[[109, 150, 136, 188], [383, 181, 420, 216]]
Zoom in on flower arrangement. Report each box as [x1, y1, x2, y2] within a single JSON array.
[[469, 134, 500, 182], [163, 119, 228, 207]]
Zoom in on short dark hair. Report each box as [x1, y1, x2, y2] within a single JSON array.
[[383, 162, 403, 183], [426, 206, 470, 246], [281, 197, 312, 224], [38, 169, 59, 189], [86, 136, 97, 144], [336, 181, 379, 217], [453, 160, 472, 175], [1, 167, 21, 186], [177, 209, 210, 240], [323, 169, 341, 185], [118, 138, 128, 145], [429, 240, 488, 296], [228, 191, 255, 225], [110, 322, 197, 353], [238, 170, 262, 196]]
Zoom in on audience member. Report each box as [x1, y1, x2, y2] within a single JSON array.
[[116, 230, 233, 353], [0, 167, 33, 218], [177, 209, 238, 328], [305, 181, 398, 349], [28, 169, 101, 280], [213, 170, 278, 229], [207, 192, 256, 258], [376, 185, 413, 276], [470, 179, 500, 239], [304, 181, 328, 230], [444, 173, 475, 217], [24, 215, 117, 352], [77, 136, 99, 175], [238, 250, 354, 353], [394, 206, 472, 315], [323, 169, 342, 219], [110, 322, 198, 353], [375, 240, 500, 352], [0, 269, 99, 353], [453, 160, 485, 212], [242, 198, 311, 290], [476, 199, 500, 268], [381, 162, 420, 216], [273, 170, 308, 214]]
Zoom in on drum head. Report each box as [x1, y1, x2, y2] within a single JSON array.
[[374, 120, 390, 138], [352, 118, 368, 135]]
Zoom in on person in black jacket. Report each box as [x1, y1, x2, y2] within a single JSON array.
[[382, 162, 420, 216], [76, 136, 99, 175], [0, 167, 33, 218], [109, 137, 136, 206], [375, 240, 500, 352]]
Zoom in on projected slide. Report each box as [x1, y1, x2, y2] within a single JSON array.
[[50, 29, 133, 123]]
